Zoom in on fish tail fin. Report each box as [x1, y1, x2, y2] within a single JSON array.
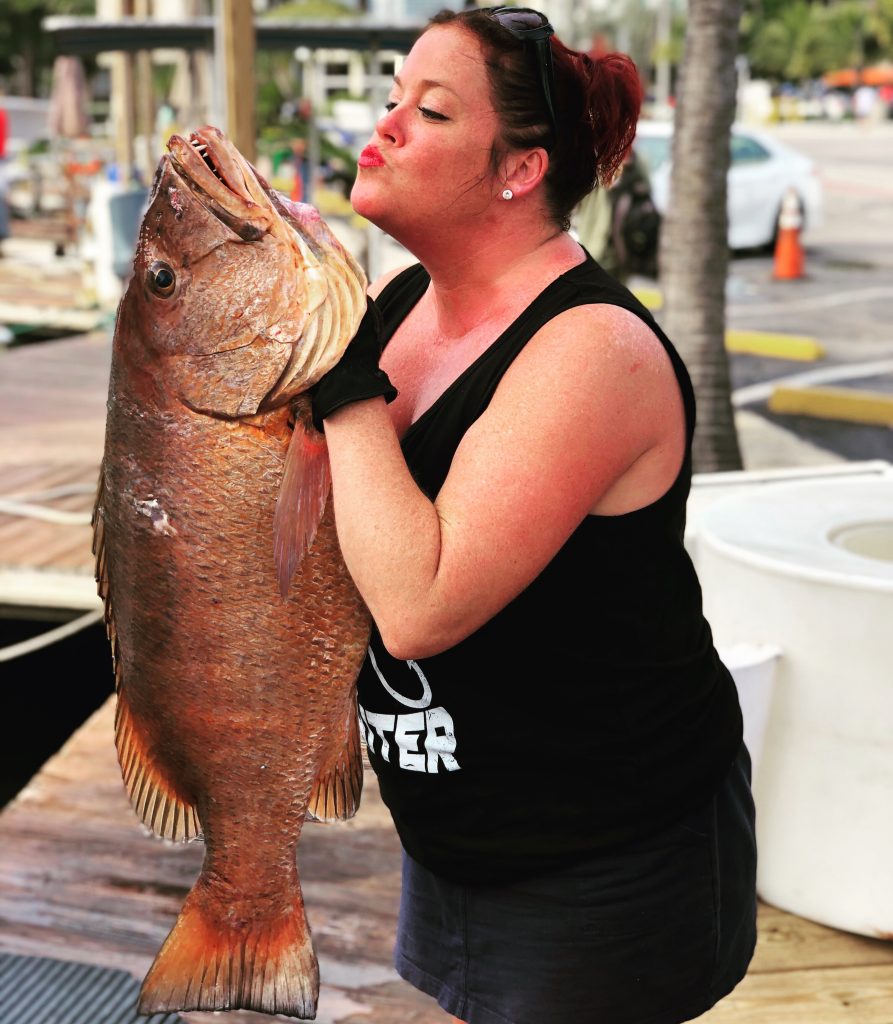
[[138, 885, 318, 1019]]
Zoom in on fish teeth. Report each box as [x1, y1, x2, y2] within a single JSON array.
[[191, 140, 225, 181]]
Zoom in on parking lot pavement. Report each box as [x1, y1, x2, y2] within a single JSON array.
[[723, 249, 893, 463]]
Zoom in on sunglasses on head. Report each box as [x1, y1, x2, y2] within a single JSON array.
[[486, 6, 558, 149]]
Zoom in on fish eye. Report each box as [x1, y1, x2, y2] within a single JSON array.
[[147, 260, 177, 297]]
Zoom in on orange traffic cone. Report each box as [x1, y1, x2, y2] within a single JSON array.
[[773, 187, 805, 280]]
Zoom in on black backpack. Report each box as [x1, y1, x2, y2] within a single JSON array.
[[610, 162, 661, 278]]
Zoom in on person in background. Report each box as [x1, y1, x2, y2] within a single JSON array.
[[606, 146, 660, 280], [305, 7, 757, 1023], [289, 136, 310, 203], [571, 170, 615, 273], [574, 145, 659, 284], [853, 82, 878, 121]]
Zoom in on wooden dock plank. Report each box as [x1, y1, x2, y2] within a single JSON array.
[[700, 964, 893, 1023], [2, 698, 892, 1024], [0, 515, 93, 570], [0, 333, 109, 467], [0, 332, 108, 606], [754, 903, 893, 974]]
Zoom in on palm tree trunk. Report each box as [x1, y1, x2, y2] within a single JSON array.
[[659, 0, 745, 473]]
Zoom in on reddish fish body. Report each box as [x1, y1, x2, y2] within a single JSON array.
[[93, 127, 371, 1018]]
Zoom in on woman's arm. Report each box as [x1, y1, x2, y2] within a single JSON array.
[[322, 302, 684, 660]]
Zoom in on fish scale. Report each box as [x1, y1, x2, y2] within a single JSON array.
[[93, 125, 370, 1019]]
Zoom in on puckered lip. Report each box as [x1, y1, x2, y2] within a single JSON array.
[[358, 144, 385, 168]]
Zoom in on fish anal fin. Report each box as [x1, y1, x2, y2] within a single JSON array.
[[115, 692, 201, 842], [273, 398, 332, 599], [307, 703, 364, 823], [138, 886, 318, 1019]]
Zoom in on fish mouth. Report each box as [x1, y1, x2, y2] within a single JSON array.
[[160, 125, 368, 412], [167, 125, 285, 243]]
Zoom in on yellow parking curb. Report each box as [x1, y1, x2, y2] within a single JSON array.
[[316, 191, 354, 218], [726, 330, 825, 361], [630, 289, 823, 362], [632, 287, 663, 311], [768, 385, 893, 427]]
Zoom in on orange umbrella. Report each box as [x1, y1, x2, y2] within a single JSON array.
[[862, 63, 893, 86], [822, 68, 857, 88], [823, 63, 893, 88]]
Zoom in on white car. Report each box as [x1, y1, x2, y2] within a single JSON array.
[[633, 120, 824, 251]]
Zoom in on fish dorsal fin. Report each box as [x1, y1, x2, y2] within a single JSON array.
[[92, 472, 111, 633], [306, 702, 364, 822], [273, 398, 331, 598], [92, 471, 120, 678], [93, 468, 202, 843]]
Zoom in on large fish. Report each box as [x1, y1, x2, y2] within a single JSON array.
[[92, 125, 371, 1019]]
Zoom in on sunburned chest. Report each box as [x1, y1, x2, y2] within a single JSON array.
[[381, 310, 507, 438]]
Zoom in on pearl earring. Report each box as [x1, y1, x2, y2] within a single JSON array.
[[501, 188, 514, 200]]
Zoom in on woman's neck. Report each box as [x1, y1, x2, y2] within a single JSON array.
[[409, 226, 585, 338]]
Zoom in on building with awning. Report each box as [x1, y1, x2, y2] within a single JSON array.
[[42, 15, 425, 56]]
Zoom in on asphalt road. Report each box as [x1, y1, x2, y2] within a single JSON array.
[[697, 120, 892, 465]]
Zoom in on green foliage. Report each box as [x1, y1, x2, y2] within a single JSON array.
[[748, 21, 794, 79], [788, 3, 865, 79], [257, 78, 286, 132], [0, 0, 93, 94], [260, 0, 355, 19], [2, 0, 91, 12], [742, 0, 893, 80], [152, 64, 178, 104], [257, 121, 358, 188], [864, 0, 893, 57]]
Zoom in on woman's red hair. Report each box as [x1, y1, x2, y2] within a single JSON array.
[[427, 9, 644, 229]]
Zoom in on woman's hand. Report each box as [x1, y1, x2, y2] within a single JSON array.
[[310, 297, 398, 431]]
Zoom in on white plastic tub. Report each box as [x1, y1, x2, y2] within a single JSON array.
[[717, 641, 781, 776], [696, 476, 893, 940]]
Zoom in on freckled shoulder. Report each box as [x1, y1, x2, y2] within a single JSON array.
[[514, 301, 673, 384]]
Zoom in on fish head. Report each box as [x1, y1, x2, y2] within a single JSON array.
[[117, 125, 367, 418]]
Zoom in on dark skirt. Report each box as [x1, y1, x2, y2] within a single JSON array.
[[394, 744, 757, 1024]]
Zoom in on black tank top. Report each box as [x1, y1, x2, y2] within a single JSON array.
[[355, 254, 743, 884]]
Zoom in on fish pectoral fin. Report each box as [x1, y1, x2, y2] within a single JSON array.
[[307, 702, 364, 822], [273, 398, 332, 599], [139, 884, 318, 1018], [116, 691, 201, 842]]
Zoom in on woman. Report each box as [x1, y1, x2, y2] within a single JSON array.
[[310, 7, 757, 1023]]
